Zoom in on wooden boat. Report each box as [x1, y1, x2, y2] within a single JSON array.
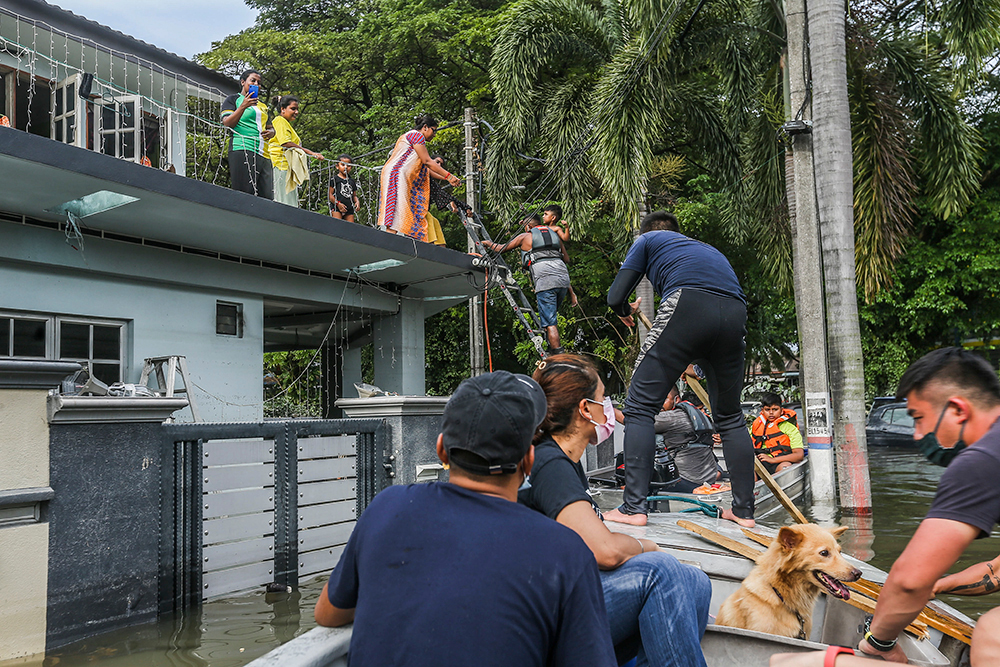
[[611, 515, 970, 667], [243, 515, 969, 667], [245, 513, 972, 667], [588, 457, 810, 520]]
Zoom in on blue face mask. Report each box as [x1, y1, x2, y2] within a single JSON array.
[[917, 405, 967, 467]]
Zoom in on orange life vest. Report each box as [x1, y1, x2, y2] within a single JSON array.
[[751, 408, 798, 457]]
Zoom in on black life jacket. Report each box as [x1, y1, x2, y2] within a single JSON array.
[[521, 226, 563, 270], [674, 401, 716, 448], [615, 450, 678, 491]]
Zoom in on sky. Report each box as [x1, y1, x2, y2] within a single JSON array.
[[53, 0, 259, 60]]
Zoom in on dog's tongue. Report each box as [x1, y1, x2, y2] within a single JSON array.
[[815, 571, 852, 600]]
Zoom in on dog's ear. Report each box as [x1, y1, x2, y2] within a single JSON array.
[[829, 525, 849, 539], [777, 526, 802, 551]]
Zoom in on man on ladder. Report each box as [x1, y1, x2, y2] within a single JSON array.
[[482, 206, 577, 354]]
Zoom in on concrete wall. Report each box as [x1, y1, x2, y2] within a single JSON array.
[[0, 361, 79, 661], [0, 261, 264, 422], [0, 388, 50, 660], [0, 389, 49, 488], [46, 421, 164, 649], [338, 397, 448, 485]]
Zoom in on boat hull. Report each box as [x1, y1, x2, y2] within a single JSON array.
[[620, 515, 969, 667]]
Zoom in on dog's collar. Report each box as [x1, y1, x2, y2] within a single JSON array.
[[772, 586, 808, 640]]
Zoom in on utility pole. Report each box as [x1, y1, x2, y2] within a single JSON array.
[[807, 0, 872, 512], [635, 196, 655, 348], [783, 0, 837, 505], [465, 107, 486, 376]]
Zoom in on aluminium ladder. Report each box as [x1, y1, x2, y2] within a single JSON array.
[[459, 209, 548, 359], [139, 355, 202, 421]]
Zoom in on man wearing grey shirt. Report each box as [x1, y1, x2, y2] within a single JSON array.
[[655, 387, 722, 492], [484, 207, 577, 353]]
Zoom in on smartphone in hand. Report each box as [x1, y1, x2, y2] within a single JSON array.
[[248, 84, 259, 99]]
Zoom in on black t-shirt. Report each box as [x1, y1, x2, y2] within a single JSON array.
[[330, 174, 359, 209], [926, 417, 1000, 538], [519, 436, 602, 520], [327, 482, 616, 667]]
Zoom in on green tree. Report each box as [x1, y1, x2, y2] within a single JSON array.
[[199, 0, 505, 160], [486, 0, 744, 237]]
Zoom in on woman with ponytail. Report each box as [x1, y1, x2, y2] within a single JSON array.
[[519, 354, 712, 667]]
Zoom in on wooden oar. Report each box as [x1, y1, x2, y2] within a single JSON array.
[[676, 520, 930, 638], [753, 455, 809, 524], [637, 309, 654, 331], [686, 375, 713, 414], [677, 519, 762, 562], [739, 527, 973, 645]]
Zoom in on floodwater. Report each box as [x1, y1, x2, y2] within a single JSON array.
[[0, 576, 329, 667], [2, 445, 996, 667]]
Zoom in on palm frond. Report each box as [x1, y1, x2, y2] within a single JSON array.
[[847, 34, 918, 299], [938, 0, 1000, 86], [877, 36, 983, 221]]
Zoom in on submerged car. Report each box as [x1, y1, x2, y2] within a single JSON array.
[[865, 401, 915, 447]]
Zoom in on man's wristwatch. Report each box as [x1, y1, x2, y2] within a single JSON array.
[[825, 646, 854, 667], [862, 615, 898, 651]]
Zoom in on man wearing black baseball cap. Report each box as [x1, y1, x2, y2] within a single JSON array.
[[315, 371, 617, 667]]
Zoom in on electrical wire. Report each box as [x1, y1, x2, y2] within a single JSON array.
[[484, 268, 493, 371]]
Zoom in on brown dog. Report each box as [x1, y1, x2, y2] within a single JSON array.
[[715, 524, 862, 639]]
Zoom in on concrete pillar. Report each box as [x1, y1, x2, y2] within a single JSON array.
[[320, 342, 342, 419], [338, 396, 449, 484], [0, 360, 79, 661], [342, 345, 363, 398], [167, 107, 187, 177], [372, 299, 425, 395]]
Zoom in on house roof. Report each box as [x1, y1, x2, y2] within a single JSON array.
[[2, 0, 237, 94], [0, 129, 484, 349]]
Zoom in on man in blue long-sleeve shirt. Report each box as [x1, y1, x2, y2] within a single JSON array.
[[604, 211, 756, 528]]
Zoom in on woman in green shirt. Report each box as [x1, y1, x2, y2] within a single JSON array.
[[221, 70, 275, 198]]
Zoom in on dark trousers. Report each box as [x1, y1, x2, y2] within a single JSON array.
[[621, 288, 755, 519], [229, 149, 273, 199]]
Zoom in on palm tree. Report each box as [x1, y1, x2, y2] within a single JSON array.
[[784, 0, 998, 508], [487, 0, 746, 238], [807, 0, 872, 510], [755, 0, 994, 297]]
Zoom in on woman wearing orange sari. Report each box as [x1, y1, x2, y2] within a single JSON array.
[[378, 114, 460, 241]]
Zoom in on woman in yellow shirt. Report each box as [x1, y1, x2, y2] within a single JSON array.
[[269, 95, 325, 206]]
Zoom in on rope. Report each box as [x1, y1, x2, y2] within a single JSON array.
[[645, 495, 721, 518]]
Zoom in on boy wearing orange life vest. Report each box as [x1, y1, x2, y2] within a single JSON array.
[[750, 392, 804, 475]]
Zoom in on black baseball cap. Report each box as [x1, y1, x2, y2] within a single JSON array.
[[442, 371, 547, 475]]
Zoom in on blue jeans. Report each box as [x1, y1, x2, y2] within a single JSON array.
[[535, 287, 567, 328], [601, 552, 711, 667]]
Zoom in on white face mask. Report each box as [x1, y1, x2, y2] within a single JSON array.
[[582, 397, 616, 445]]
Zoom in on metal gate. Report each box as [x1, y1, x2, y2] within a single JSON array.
[[158, 419, 390, 615]]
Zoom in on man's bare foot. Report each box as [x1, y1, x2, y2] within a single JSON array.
[[604, 508, 647, 526], [721, 508, 756, 528]]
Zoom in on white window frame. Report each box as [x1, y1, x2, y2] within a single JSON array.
[[0, 314, 51, 359], [96, 94, 142, 163], [0, 311, 127, 383], [51, 74, 86, 148], [55, 318, 127, 383]]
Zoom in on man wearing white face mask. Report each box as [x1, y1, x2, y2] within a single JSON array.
[[519, 354, 712, 667]]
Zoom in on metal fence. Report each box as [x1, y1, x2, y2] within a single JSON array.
[[159, 418, 390, 615]]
